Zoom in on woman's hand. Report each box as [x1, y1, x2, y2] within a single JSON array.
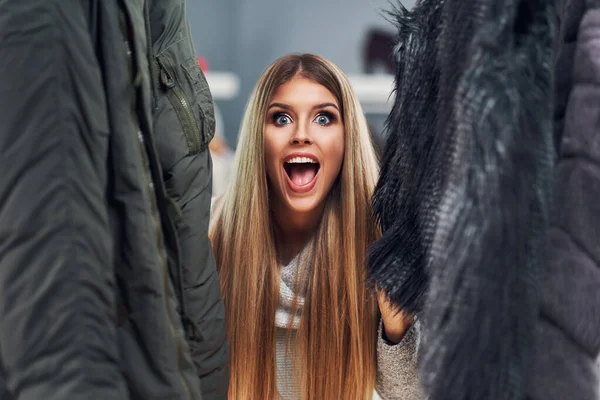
[[377, 290, 413, 345]]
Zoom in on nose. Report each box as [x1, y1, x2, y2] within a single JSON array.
[[290, 123, 312, 145]]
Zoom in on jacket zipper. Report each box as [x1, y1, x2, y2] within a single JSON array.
[[154, 56, 204, 342], [156, 57, 204, 154], [134, 131, 193, 400], [118, 3, 193, 399]]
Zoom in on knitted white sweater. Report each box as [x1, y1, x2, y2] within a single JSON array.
[[275, 253, 423, 400]]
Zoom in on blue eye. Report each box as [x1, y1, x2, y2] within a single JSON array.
[[314, 113, 333, 126], [273, 113, 292, 126]]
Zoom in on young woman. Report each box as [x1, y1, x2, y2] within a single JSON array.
[[210, 53, 421, 400]]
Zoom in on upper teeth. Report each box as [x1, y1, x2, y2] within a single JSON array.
[[286, 157, 317, 164]]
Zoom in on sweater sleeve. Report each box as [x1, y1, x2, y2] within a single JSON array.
[[375, 319, 424, 400]]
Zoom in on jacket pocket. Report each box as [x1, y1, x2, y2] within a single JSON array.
[[182, 57, 215, 145], [156, 53, 215, 155]]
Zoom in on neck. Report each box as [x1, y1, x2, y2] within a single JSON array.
[[271, 203, 324, 265]]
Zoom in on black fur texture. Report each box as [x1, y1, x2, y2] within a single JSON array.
[[368, 0, 444, 315]]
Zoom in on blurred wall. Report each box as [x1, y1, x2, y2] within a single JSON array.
[[187, 0, 236, 71], [187, 0, 415, 146]]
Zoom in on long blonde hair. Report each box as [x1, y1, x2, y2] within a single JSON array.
[[210, 53, 381, 399]]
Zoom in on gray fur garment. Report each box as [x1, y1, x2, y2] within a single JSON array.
[[369, 0, 561, 399]]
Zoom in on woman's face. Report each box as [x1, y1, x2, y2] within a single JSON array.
[[264, 76, 345, 224]]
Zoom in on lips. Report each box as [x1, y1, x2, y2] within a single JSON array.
[[283, 153, 321, 193]]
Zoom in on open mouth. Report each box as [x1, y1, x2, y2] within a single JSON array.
[[283, 156, 320, 189]]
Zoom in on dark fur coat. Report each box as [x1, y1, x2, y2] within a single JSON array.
[[369, 0, 560, 398]]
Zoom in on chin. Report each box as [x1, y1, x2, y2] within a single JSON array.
[[284, 196, 323, 215]]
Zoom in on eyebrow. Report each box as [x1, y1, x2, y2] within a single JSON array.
[[267, 102, 340, 112]]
